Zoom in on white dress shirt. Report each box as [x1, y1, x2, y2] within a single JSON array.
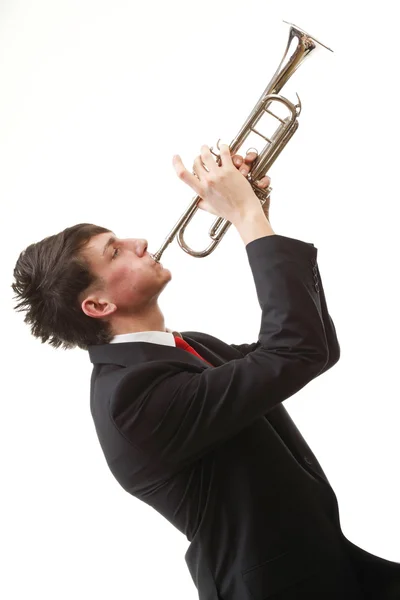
[[109, 327, 183, 346]]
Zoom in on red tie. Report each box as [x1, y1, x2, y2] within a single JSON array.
[[174, 335, 214, 367]]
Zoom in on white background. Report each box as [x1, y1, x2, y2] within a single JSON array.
[[1, 0, 399, 598]]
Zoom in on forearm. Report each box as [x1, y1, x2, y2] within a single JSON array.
[[233, 208, 276, 246]]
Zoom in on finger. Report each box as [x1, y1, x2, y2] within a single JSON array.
[[239, 163, 250, 177], [243, 151, 258, 166], [232, 154, 243, 168], [254, 176, 271, 188], [218, 143, 234, 167], [238, 151, 258, 177], [200, 145, 219, 172], [173, 154, 202, 195], [193, 155, 208, 180]]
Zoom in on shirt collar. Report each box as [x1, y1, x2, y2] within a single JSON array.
[[109, 328, 183, 347]]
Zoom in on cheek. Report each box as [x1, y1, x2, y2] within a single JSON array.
[[111, 262, 152, 295], [107, 263, 132, 291]]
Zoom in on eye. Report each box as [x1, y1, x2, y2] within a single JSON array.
[[112, 247, 120, 259]]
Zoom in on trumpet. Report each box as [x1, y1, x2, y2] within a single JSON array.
[[150, 21, 333, 263]]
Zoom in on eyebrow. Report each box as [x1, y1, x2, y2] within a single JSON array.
[[102, 235, 116, 257]]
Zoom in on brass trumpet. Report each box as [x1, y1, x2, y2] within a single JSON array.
[[150, 21, 333, 263]]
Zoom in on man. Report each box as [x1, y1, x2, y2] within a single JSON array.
[[12, 146, 400, 599]]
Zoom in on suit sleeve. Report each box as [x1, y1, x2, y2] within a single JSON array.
[[230, 247, 340, 376], [111, 234, 330, 471], [313, 260, 340, 373], [229, 340, 261, 356]]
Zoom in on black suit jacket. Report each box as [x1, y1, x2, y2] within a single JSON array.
[[88, 234, 400, 600]]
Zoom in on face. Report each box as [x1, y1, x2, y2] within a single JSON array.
[[80, 231, 172, 320]]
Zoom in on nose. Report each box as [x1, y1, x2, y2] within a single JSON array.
[[136, 239, 148, 258]]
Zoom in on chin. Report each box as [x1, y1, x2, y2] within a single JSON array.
[[161, 266, 172, 277]]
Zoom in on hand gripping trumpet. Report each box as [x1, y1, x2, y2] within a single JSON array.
[[150, 22, 333, 263]]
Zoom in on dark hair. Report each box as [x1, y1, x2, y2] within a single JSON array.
[[11, 223, 114, 351]]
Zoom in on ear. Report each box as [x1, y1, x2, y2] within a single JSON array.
[[81, 297, 117, 319]]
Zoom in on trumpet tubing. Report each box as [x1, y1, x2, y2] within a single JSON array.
[[150, 22, 333, 263]]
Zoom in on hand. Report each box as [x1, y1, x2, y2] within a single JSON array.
[[173, 144, 271, 224], [232, 150, 271, 220], [173, 144, 266, 223]]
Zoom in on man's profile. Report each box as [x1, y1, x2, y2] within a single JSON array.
[[11, 147, 400, 600]]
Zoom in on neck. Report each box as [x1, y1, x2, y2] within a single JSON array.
[[110, 303, 166, 335]]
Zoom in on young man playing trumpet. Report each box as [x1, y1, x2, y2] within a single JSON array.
[[12, 145, 400, 599]]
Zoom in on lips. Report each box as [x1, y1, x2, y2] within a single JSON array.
[[147, 253, 162, 267]]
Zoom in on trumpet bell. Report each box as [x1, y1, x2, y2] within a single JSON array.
[[150, 22, 333, 263]]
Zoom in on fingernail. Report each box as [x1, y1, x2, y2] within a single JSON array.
[[241, 169, 247, 175]]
